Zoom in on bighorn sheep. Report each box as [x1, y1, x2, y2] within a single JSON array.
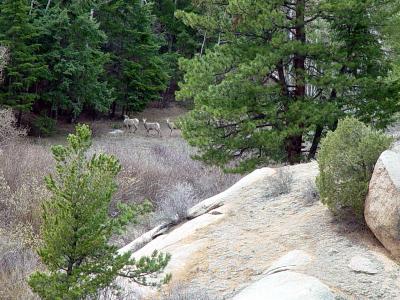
[[142, 118, 161, 136], [166, 118, 177, 136], [123, 115, 139, 133]]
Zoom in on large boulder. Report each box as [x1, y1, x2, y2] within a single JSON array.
[[233, 250, 333, 300], [232, 271, 334, 300], [365, 150, 400, 259]]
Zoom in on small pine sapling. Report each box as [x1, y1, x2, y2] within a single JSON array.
[[28, 124, 170, 299]]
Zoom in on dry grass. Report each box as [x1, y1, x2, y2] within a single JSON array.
[[0, 141, 52, 235], [0, 110, 44, 299], [0, 142, 50, 300], [0, 233, 41, 300]]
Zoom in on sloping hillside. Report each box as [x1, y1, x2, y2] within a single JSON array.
[[116, 162, 400, 299]]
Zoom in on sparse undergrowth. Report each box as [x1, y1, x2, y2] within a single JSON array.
[[267, 168, 293, 198], [0, 243, 40, 300], [301, 179, 319, 204], [159, 282, 212, 300], [0, 141, 52, 238], [0, 108, 27, 148]]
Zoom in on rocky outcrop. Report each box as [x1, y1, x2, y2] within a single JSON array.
[[365, 150, 400, 259], [113, 162, 400, 300], [118, 222, 173, 255]]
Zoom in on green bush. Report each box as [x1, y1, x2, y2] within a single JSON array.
[[316, 117, 392, 218], [32, 114, 56, 136]]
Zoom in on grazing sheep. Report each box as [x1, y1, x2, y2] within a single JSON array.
[[142, 118, 161, 137], [123, 115, 139, 133], [166, 118, 177, 136]]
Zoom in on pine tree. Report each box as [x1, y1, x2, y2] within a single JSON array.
[[152, 0, 199, 106], [98, 0, 169, 116], [28, 124, 170, 299], [153, 0, 198, 56], [176, 0, 400, 171], [33, 0, 111, 121], [0, 0, 47, 125]]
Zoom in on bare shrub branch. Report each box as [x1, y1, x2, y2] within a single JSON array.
[[157, 182, 198, 223], [301, 179, 319, 204]]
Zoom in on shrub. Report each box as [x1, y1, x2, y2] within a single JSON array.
[[316, 117, 392, 218], [32, 114, 56, 136]]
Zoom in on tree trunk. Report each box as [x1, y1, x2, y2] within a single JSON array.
[[200, 31, 207, 56], [286, 0, 306, 164], [308, 125, 323, 160], [29, 0, 34, 15], [286, 135, 303, 165], [90, 108, 97, 121], [329, 89, 338, 131], [294, 0, 306, 99], [110, 101, 116, 118], [121, 105, 126, 118], [17, 109, 22, 127], [45, 0, 52, 12]]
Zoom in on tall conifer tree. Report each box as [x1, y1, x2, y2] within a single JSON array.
[[98, 0, 169, 116], [0, 0, 46, 124], [34, 0, 111, 120], [176, 0, 400, 171]]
